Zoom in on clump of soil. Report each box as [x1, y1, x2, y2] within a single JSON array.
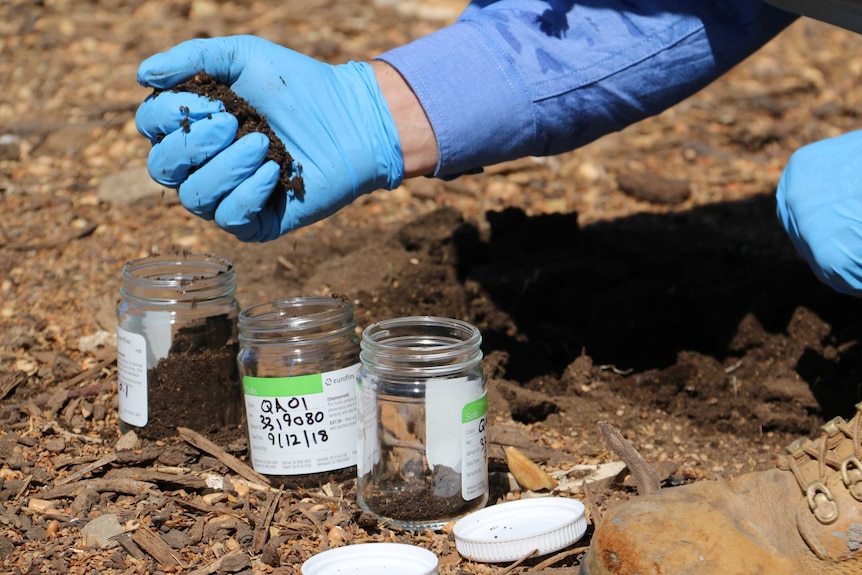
[[262, 466, 357, 491], [136, 314, 244, 441], [164, 72, 305, 199], [362, 464, 480, 523]]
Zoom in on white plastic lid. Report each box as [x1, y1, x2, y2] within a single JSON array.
[[453, 497, 588, 563], [300, 542, 439, 575]]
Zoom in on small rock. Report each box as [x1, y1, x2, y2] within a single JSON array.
[[161, 528, 190, 549], [115, 430, 138, 451], [616, 171, 691, 205], [553, 461, 628, 494], [0, 439, 15, 461], [81, 513, 124, 549], [44, 437, 66, 454], [7, 454, 32, 471], [218, 552, 251, 574], [261, 541, 281, 567], [198, 456, 226, 472], [327, 525, 345, 546], [25, 526, 47, 541], [71, 487, 99, 518], [16, 435, 38, 447], [96, 167, 173, 206], [30, 466, 52, 486], [92, 403, 107, 421], [157, 450, 188, 467], [0, 534, 14, 559], [0, 134, 22, 161], [77, 330, 114, 354]]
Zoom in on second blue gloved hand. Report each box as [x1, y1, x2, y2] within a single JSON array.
[[776, 130, 862, 296], [135, 36, 404, 241]]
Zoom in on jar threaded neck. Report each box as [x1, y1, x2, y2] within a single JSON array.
[[238, 296, 356, 344], [120, 253, 236, 304], [360, 316, 483, 378]]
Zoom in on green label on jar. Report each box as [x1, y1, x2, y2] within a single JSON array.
[[462, 395, 488, 424], [243, 374, 324, 397]]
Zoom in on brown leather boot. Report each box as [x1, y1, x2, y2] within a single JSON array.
[[580, 406, 862, 575]]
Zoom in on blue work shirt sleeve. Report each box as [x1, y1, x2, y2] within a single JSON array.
[[377, 0, 797, 179]]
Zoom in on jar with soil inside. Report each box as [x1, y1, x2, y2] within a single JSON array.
[[238, 296, 360, 488], [116, 253, 242, 442], [357, 317, 489, 531]]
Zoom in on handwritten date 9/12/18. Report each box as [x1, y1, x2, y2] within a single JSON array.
[[268, 428, 330, 449]]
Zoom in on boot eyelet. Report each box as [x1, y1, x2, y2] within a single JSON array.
[[820, 418, 845, 437], [785, 438, 806, 457], [806, 481, 838, 524], [841, 456, 862, 501]]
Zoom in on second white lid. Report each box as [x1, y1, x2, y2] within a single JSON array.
[[453, 497, 588, 563], [300, 542, 439, 575]]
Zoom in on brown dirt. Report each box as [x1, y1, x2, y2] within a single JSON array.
[[136, 314, 243, 442], [165, 72, 305, 199], [3, 1, 862, 574]]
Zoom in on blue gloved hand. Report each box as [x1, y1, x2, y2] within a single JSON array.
[[135, 35, 404, 241], [776, 130, 862, 296]]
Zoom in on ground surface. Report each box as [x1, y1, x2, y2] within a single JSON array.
[[3, 1, 862, 574]]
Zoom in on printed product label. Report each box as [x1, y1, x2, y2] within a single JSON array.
[[243, 364, 360, 475], [117, 326, 148, 427], [357, 375, 378, 477], [461, 394, 488, 500]]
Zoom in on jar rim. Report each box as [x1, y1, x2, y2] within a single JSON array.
[[238, 296, 356, 341], [122, 252, 234, 284], [120, 253, 236, 302], [240, 295, 352, 321], [360, 316, 483, 375]]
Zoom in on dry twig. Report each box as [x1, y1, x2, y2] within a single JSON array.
[[54, 453, 118, 487], [184, 550, 245, 575], [39, 477, 155, 499], [299, 506, 329, 551], [582, 480, 602, 526], [528, 546, 590, 571], [177, 426, 270, 486], [598, 421, 661, 495], [499, 549, 537, 575], [0, 371, 27, 400], [59, 357, 116, 390], [131, 524, 185, 568], [253, 487, 283, 553]]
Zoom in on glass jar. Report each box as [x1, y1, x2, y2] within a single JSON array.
[[357, 316, 489, 530], [116, 253, 242, 441], [238, 296, 361, 488]]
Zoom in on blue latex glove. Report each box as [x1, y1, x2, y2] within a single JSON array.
[[776, 130, 862, 296], [135, 36, 404, 242]]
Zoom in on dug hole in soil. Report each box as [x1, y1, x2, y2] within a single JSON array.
[[234, 200, 861, 463]]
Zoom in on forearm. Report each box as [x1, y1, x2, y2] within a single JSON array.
[[377, 0, 797, 179], [371, 61, 438, 178]]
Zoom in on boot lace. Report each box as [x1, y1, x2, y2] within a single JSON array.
[[777, 403, 862, 525]]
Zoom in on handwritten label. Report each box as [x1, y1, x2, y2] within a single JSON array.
[[243, 365, 360, 475]]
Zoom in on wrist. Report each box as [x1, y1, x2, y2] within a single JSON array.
[[370, 60, 438, 179]]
